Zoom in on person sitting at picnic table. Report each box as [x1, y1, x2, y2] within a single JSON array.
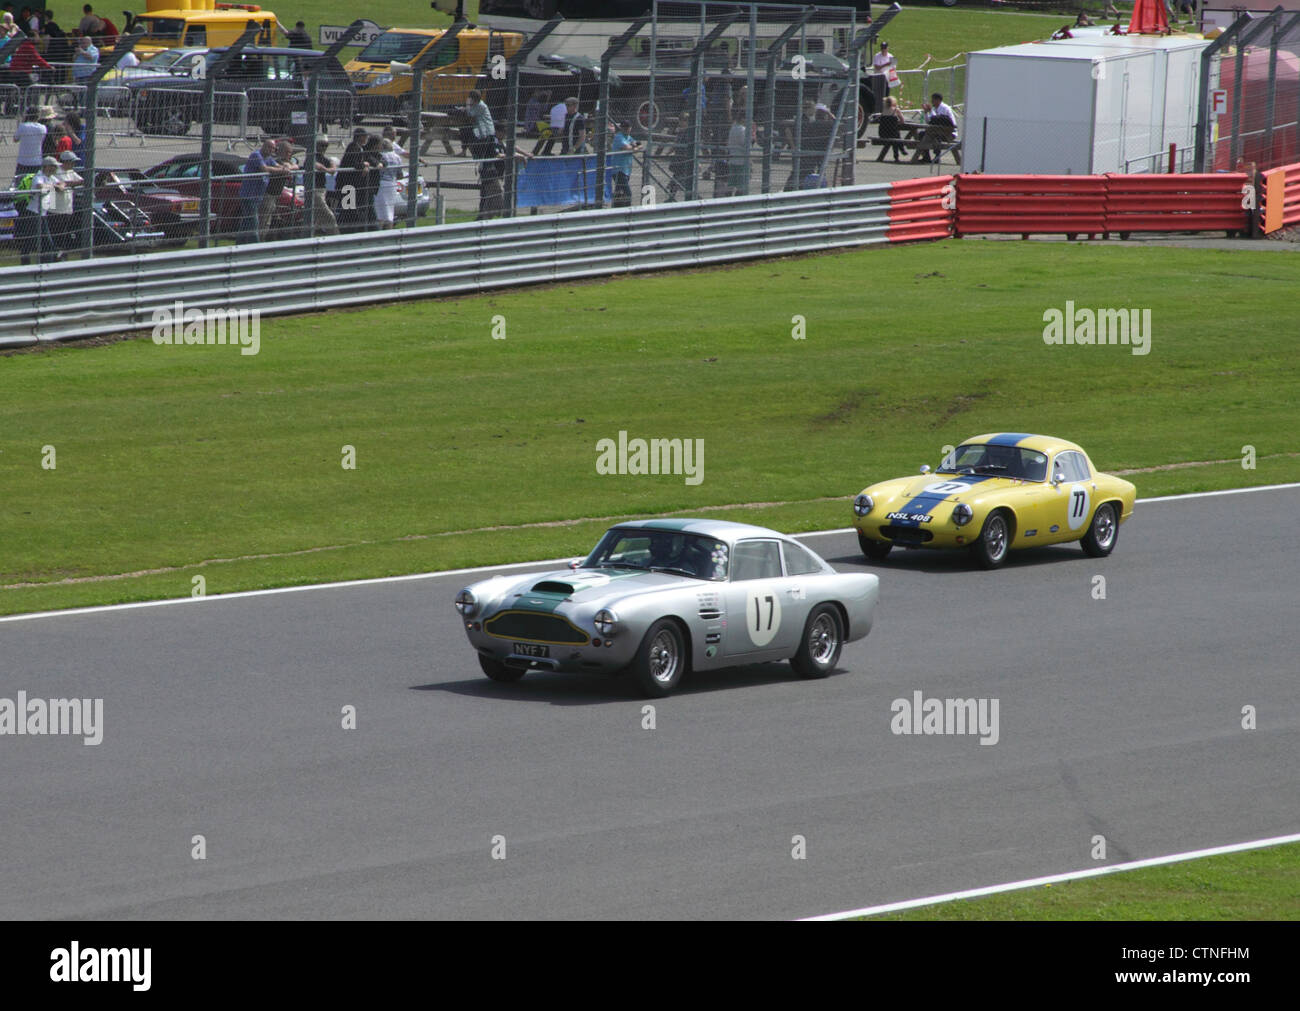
[[912, 92, 958, 164], [874, 95, 906, 162]]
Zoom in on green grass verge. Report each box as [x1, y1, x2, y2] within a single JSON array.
[[864, 841, 1300, 919], [1, 240, 1297, 615]]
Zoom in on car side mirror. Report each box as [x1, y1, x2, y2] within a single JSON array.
[[919, 464, 931, 474], [1051, 472, 1065, 486], [567, 557, 584, 570]]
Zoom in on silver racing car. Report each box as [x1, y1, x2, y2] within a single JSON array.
[[454, 519, 881, 696]]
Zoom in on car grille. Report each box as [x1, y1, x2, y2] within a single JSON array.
[[484, 611, 589, 645], [881, 525, 934, 545]]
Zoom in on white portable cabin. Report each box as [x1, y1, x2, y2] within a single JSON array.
[[962, 33, 1211, 174]]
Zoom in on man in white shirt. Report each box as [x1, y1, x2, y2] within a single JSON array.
[[32, 155, 63, 261], [535, 96, 569, 154], [52, 150, 83, 253], [13, 108, 47, 183], [872, 42, 896, 74]]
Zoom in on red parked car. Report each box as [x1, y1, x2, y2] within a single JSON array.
[[140, 152, 305, 236]]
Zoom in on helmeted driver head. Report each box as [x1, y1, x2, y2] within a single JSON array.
[[647, 532, 685, 567]]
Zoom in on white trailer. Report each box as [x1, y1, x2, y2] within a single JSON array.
[[962, 33, 1211, 174]]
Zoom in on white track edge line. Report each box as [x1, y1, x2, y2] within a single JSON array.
[[799, 830, 1300, 921], [2, 482, 1297, 624]]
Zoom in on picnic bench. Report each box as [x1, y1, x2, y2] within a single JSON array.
[[866, 117, 962, 167]]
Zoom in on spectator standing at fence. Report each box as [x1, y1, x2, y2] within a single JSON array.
[[31, 155, 63, 262], [72, 35, 98, 81], [13, 168, 39, 264], [43, 13, 70, 76], [24, 6, 38, 39], [311, 137, 339, 236], [259, 139, 296, 241], [116, 48, 140, 70], [336, 128, 368, 232], [238, 138, 274, 243], [381, 124, 407, 158], [2, 12, 19, 37], [872, 42, 896, 75], [78, 5, 101, 37], [13, 108, 48, 184], [565, 98, 588, 154], [52, 150, 81, 253], [373, 137, 401, 229], [63, 113, 85, 162], [97, 12, 116, 47], [287, 21, 312, 48], [359, 133, 383, 230], [6, 36, 51, 87], [725, 109, 749, 197], [465, 89, 494, 147], [609, 120, 639, 207], [534, 95, 566, 155], [39, 108, 61, 158], [523, 89, 549, 137], [668, 109, 695, 201]]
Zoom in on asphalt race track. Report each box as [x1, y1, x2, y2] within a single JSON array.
[[2, 486, 1296, 920]]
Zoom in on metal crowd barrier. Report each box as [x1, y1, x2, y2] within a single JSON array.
[[0, 182, 897, 347]]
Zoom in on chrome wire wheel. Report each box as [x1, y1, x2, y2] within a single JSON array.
[[1093, 505, 1116, 549], [648, 629, 680, 684], [808, 612, 838, 666], [984, 514, 1008, 562]]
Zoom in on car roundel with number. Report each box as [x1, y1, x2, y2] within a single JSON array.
[[852, 433, 1136, 569], [453, 519, 880, 697]]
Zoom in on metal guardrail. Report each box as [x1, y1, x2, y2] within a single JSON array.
[[0, 183, 893, 348]]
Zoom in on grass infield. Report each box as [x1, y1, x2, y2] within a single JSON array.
[[861, 841, 1300, 920], [1, 239, 1297, 614]]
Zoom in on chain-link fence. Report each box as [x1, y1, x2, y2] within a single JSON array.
[[0, 6, 915, 264], [1197, 9, 1300, 173]]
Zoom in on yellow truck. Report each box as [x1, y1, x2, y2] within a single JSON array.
[[125, 0, 279, 59], [345, 27, 523, 122]]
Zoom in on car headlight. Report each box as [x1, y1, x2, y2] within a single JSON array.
[[454, 588, 478, 616], [952, 503, 974, 527], [853, 493, 874, 517], [593, 609, 618, 636]]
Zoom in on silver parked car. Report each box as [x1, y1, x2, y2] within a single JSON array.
[[454, 519, 881, 696]]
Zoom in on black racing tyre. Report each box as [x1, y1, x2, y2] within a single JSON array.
[[631, 618, 687, 697], [857, 530, 891, 561], [479, 654, 526, 682], [1081, 501, 1119, 558], [790, 604, 843, 679], [971, 509, 1011, 569]]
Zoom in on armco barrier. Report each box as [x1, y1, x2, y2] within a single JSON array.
[[953, 175, 1108, 239], [1261, 162, 1300, 235], [0, 184, 918, 348], [887, 176, 954, 242], [1103, 173, 1252, 236], [953, 173, 1251, 239]]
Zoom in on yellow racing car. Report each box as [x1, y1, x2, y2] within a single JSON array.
[[852, 433, 1137, 569]]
